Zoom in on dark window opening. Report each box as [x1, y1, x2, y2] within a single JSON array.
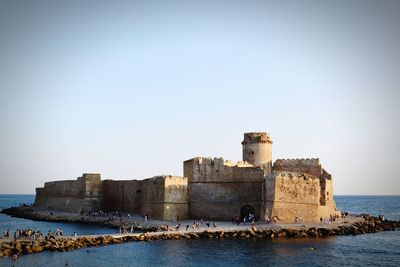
[[240, 205, 256, 221], [136, 190, 142, 193]]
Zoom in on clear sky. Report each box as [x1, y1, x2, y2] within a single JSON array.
[[0, 0, 399, 195]]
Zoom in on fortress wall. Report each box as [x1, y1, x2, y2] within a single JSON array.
[[325, 179, 333, 203], [101, 180, 142, 213], [183, 158, 194, 181], [100, 176, 189, 221], [34, 196, 86, 213], [164, 176, 188, 203], [122, 180, 142, 212], [80, 174, 102, 211], [263, 172, 323, 222], [101, 180, 125, 212], [162, 176, 189, 221], [184, 157, 264, 183], [273, 158, 322, 177], [101, 178, 164, 218], [33, 179, 86, 212], [184, 157, 232, 182], [190, 201, 262, 221], [190, 182, 262, 203], [139, 176, 166, 220], [40, 180, 84, 197], [81, 174, 102, 197], [34, 174, 103, 213], [189, 182, 263, 220], [139, 176, 190, 221], [184, 158, 264, 220], [318, 178, 338, 219], [232, 166, 266, 182]]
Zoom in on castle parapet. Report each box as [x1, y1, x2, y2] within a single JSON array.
[[183, 157, 263, 183], [34, 173, 102, 213], [241, 132, 273, 173], [183, 156, 266, 220], [241, 132, 273, 144], [273, 158, 322, 177]]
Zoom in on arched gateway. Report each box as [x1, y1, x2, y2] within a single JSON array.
[[240, 205, 256, 221]]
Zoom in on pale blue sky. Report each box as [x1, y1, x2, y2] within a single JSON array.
[[0, 0, 399, 194]]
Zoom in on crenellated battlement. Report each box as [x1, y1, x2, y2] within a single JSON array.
[[241, 132, 273, 144], [274, 158, 320, 167], [273, 158, 322, 177], [183, 157, 265, 184], [195, 157, 253, 167]]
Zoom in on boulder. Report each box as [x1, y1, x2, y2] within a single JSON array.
[[2, 243, 12, 250], [0, 249, 11, 257], [189, 233, 199, 238], [14, 242, 22, 254]]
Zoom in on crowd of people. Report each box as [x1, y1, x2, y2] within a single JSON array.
[[118, 225, 136, 234], [232, 213, 257, 225], [2, 229, 44, 240], [1, 228, 72, 241], [318, 213, 347, 224], [87, 210, 150, 222], [173, 219, 218, 231], [87, 210, 110, 218]]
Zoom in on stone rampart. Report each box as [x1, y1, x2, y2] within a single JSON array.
[[273, 158, 323, 177], [34, 174, 102, 213], [241, 132, 273, 144], [34, 174, 188, 221], [40, 180, 84, 197], [34, 179, 85, 213], [263, 171, 337, 223], [184, 157, 264, 183], [184, 157, 265, 220], [101, 176, 189, 221]]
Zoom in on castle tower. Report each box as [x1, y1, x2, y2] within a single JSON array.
[[242, 132, 273, 174]]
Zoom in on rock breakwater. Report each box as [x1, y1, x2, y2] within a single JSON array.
[[1, 207, 161, 232], [1, 215, 399, 258]]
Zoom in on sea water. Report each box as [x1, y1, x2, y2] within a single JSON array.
[[1, 195, 399, 267]]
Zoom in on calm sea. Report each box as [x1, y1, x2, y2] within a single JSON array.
[[1, 195, 399, 267]]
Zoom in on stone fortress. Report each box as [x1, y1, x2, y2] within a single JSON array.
[[34, 132, 339, 223]]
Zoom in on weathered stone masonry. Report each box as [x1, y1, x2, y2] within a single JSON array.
[[34, 173, 102, 213], [34, 131, 339, 222], [183, 157, 265, 220], [35, 175, 189, 221]]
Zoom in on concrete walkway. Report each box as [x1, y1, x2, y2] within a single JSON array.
[[0, 213, 362, 244]]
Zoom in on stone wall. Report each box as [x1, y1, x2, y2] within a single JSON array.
[[163, 176, 189, 221], [34, 174, 188, 221], [184, 157, 263, 183], [242, 132, 273, 173], [101, 176, 189, 221], [81, 174, 102, 212], [34, 174, 102, 213], [101, 180, 142, 212], [184, 157, 265, 220], [273, 158, 323, 177], [263, 171, 337, 223]]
